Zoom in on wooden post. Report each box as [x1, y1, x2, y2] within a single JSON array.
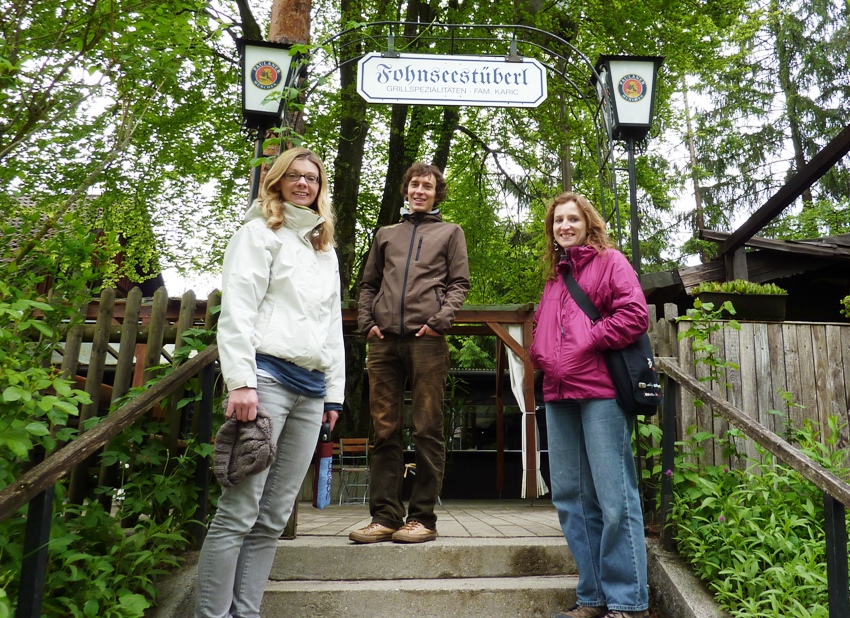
[[191, 361, 216, 549], [68, 287, 115, 504], [824, 493, 850, 617], [17, 449, 52, 618], [522, 318, 537, 500]]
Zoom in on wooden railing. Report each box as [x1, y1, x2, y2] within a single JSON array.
[[656, 357, 850, 618], [0, 287, 221, 618]]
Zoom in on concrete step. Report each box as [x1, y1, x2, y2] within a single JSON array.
[[260, 536, 578, 617], [261, 575, 577, 618], [270, 536, 576, 581]]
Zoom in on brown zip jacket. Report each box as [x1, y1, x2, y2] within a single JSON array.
[[358, 210, 470, 336]]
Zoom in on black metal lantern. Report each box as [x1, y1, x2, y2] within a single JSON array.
[[237, 38, 296, 130], [594, 55, 663, 142], [237, 38, 298, 204], [594, 55, 664, 274]]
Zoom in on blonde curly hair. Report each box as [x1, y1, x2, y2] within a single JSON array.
[[258, 147, 335, 251]]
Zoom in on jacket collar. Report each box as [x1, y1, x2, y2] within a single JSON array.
[[400, 208, 443, 223], [557, 244, 600, 274], [282, 201, 324, 243]]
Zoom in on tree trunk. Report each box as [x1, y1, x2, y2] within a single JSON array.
[[375, 104, 410, 230], [433, 107, 459, 172], [269, 0, 311, 142], [683, 83, 710, 263], [772, 0, 813, 207], [269, 0, 311, 45], [332, 0, 370, 299], [331, 0, 371, 440]]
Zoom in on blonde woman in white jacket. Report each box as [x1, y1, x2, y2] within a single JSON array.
[[196, 147, 345, 618]]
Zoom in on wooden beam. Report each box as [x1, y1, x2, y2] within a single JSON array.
[[702, 229, 850, 259], [718, 124, 850, 256]]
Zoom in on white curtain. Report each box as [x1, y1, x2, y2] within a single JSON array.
[[505, 324, 549, 499]]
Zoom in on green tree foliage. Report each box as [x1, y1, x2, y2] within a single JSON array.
[[690, 0, 849, 235], [0, 0, 252, 281]]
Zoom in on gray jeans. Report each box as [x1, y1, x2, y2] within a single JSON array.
[[195, 376, 323, 618]]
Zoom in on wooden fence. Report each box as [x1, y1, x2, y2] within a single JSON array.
[[650, 303, 850, 467], [59, 285, 219, 504], [52, 292, 850, 492]]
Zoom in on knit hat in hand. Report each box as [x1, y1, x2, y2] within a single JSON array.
[[214, 400, 276, 488]]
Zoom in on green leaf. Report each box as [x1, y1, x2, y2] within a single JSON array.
[[2, 436, 32, 458], [2, 386, 26, 402], [25, 422, 50, 436], [83, 600, 99, 617], [118, 593, 150, 612], [29, 320, 54, 337]]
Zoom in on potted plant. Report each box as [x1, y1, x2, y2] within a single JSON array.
[[690, 279, 788, 321]]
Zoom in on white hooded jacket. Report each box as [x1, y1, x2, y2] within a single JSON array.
[[217, 200, 345, 404]]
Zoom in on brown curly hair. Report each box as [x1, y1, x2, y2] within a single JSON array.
[[543, 192, 613, 280]]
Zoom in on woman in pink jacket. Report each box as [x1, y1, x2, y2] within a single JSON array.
[[530, 192, 649, 618]]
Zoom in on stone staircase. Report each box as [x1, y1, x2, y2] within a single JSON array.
[[260, 535, 578, 617], [147, 499, 730, 617]]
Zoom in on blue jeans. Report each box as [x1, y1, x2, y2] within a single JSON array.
[[546, 399, 648, 612], [195, 376, 323, 618]]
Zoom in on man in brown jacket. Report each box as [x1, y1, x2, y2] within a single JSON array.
[[350, 162, 469, 544]]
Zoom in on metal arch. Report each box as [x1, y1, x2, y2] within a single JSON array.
[[289, 21, 622, 241]]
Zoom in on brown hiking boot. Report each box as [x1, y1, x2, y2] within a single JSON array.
[[348, 522, 397, 544], [602, 611, 649, 618], [391, 519, 437, 543], [552, 605, 608, 618]]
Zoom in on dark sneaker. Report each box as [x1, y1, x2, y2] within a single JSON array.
[[552, 605, 608, 618], [602, 611, 649, 618], [391, 519, 437, 543], [348, 522, 397, 544]]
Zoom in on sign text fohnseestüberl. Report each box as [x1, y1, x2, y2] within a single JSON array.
[[357, 53, 548, 108]]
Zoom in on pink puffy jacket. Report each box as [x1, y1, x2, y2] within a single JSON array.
[[529, 245, 648, 403]]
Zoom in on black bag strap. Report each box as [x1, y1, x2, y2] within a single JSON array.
[[561, 269, 602, 323]]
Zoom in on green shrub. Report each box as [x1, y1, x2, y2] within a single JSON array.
[[840, 295, 850, 319], [670, 418, 847, 617], [691, 279, 788, 295], [0, 203, 220, 615]]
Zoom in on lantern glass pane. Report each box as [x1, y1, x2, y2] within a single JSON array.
[[243, 45, 293, 116], [607, 59, 656, 128]]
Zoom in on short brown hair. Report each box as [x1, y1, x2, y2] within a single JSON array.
[[400, 162, 447, 207]]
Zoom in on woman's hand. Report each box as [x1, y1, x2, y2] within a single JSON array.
[[323, 409, 340, 431], [226, 387, 259, 422]]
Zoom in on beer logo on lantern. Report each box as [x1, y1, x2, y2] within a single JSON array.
[[618, 74, 647, 102], [251, 61, 282, 90]]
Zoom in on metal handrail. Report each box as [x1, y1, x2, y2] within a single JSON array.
[[657, 356, 850, 617]]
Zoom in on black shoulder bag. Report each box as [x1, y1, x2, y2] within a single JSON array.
[[562, 270, 662, 417]]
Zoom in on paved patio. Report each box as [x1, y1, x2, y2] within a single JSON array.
[[295, 499, 564, 538]]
